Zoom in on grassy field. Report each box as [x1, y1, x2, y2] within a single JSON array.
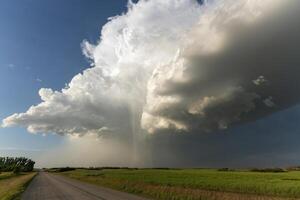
[[59, 168, 300, 200], [0, 172, 36, 200]]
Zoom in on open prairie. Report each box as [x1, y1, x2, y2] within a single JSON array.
[[59, 168, 300, 200]]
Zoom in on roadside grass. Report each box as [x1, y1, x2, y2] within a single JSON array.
[[59, 169, 300, 200], [0, 172, 36, 200], [0, 173, 15, 181]]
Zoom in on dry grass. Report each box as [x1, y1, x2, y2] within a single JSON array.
[[0, 172, 14, 181], [0, 172, 36, 200]]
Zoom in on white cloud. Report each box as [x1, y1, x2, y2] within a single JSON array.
[[253, 76, 267, 86], [2, 0, 300, 137], [8, 64, 15, 69], [264, 97, 276, 108]]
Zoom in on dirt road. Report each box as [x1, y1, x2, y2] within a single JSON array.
[[21, 172, 149, 200]]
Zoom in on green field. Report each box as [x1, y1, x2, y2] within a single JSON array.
[[59, 168, 300, 200], [0, 172, 36, 200]]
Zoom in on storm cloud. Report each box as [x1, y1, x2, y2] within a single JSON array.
[[2, 0, 300, 138]]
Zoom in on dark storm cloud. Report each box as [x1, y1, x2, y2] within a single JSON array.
[[142, 0, 300, 133], [145, 105, 300, 168]]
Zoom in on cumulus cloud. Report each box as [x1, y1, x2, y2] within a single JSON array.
[[2, 0, 300, 138]]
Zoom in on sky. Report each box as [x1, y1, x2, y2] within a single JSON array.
[[0, 0, 129, 163], [1, 0, 300, 168]]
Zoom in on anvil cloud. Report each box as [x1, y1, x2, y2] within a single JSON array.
[[3, 0, 300, 136]]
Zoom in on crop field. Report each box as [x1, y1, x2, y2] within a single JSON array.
[[0, 172, 36, 200], [60, 168, 300, 200]]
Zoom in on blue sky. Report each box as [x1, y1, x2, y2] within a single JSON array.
[[0, 0, 129, 157]]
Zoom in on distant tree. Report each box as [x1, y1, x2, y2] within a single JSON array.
[[13, 166, 21, 174], [0, 157, 35, 172]]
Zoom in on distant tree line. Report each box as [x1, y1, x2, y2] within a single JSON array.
[[0, 157, 35, 173]]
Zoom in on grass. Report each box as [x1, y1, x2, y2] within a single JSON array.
[[0, 172, 15, 181], [0, 172, 36, 200], [59, 168, 300, 200]]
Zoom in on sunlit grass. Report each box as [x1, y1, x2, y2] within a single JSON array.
[[0, 172, 36, 200], [60, 169, 300, 200], [0, 172, 15, 181]]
